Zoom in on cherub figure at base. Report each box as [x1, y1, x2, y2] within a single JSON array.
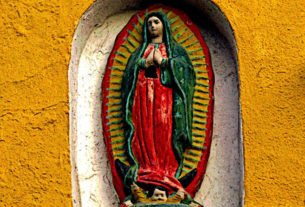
[[121, 183, 203, 207]]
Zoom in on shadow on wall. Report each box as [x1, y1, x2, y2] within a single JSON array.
[[68, 0, 243, 206]]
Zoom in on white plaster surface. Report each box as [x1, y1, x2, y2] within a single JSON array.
[[75, 14, 130, 206], [69, 1, 243, 207], [195, 22, 241, 207], [70, 10, 139, 207]]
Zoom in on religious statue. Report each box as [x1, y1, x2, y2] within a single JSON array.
[[102, 4, 214, 207]]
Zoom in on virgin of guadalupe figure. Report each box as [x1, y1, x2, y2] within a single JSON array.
[[120, 11, 197, 204]]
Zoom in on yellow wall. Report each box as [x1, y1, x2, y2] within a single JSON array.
[[0, 0, 304, 206], [0, 1, 92, 206], [213, 1, 305, 206]]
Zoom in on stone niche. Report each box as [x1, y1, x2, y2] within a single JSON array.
[[69, 0, 243, 206]]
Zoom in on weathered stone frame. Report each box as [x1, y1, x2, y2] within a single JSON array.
[[69, 1, 244, 206]]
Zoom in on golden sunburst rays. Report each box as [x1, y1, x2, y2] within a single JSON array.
[[106, 8, 211, 169], [106, 13, 143, 165], [107, 51, 128, 165]]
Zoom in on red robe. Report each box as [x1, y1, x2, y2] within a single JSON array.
[[131, 44, 183, 192]]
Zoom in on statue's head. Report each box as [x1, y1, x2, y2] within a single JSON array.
[[147, 16, 163, 39], [144, 12, 171, 44]]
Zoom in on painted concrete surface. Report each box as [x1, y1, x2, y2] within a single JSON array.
[[210, 1, 305, 206], [0, 1, 93, 206]]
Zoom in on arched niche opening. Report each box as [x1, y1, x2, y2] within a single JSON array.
[[69, 1, 243, 206]]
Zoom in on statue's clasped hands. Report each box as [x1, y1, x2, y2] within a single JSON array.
[[145, 48, 163, 68]]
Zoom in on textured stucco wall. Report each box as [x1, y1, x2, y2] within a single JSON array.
[[213, 1, 305, 206], [0, 0, 305, 206], [0, 1, 93, 206]]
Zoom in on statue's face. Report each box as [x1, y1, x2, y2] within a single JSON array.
[[151, 188, 167, 202], [148, 16, 163, 38]]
